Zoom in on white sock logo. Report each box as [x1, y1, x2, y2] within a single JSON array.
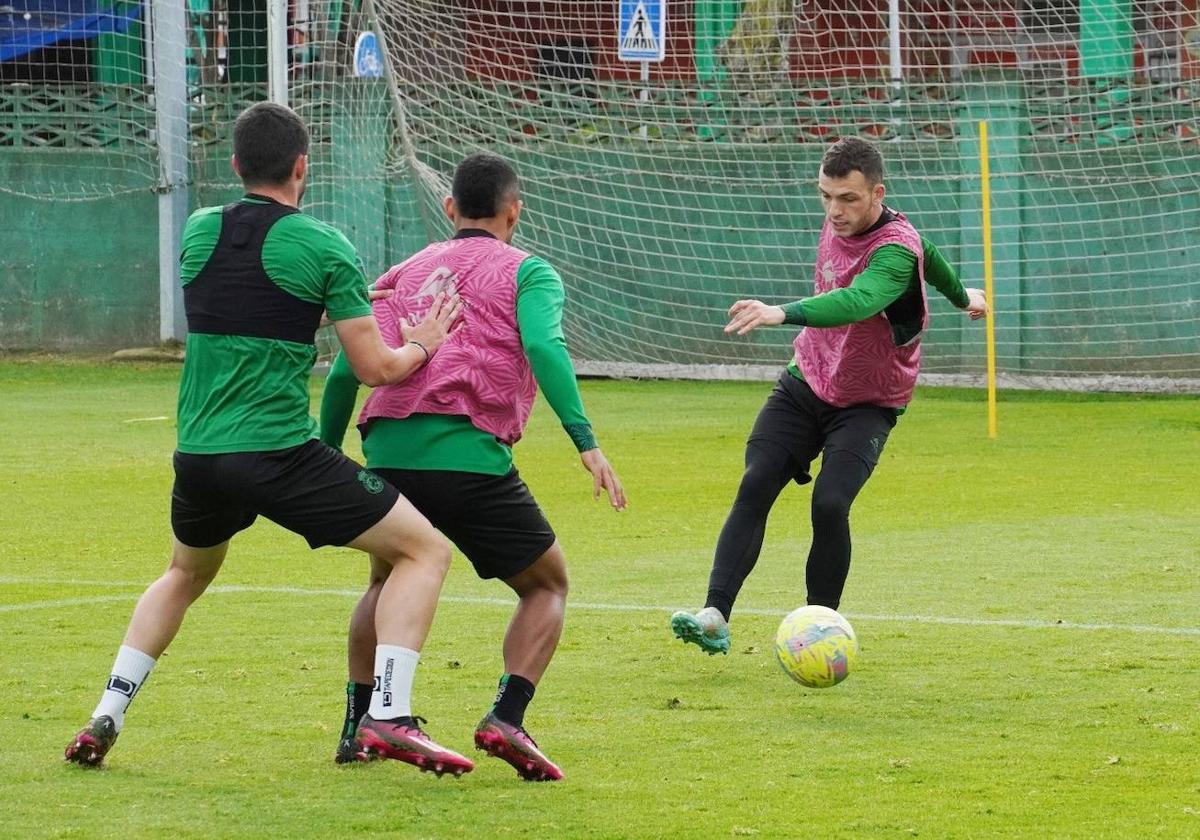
[[382, 659, 394, 708], [106, 675, 138, 698]]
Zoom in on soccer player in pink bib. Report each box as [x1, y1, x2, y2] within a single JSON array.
[[320, 152, 626, 780], [671, 137, 988, 655]]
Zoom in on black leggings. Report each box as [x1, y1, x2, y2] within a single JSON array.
[[704, 374, 896, 618]]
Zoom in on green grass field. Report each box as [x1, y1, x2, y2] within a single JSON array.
[[1, 358, 1198, 839]]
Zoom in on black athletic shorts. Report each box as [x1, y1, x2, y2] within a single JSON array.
[[748, 372, 899, 486], [371, 467, 556, 581], [171, 439, 400, 549]]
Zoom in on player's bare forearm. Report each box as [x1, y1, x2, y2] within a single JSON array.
[[335, 316, 425, 387], [334, 293, 461, 386]]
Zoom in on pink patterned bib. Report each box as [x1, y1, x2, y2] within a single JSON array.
[[358, 235, 536, 445], [793, 211, 927, 408]]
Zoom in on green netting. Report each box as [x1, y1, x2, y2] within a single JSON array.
[[2, 1, 1198, 383]]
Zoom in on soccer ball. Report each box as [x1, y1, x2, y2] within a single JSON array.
[[774, 605, 859, 688]]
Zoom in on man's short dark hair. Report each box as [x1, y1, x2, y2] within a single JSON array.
[[233, 102, 309, 186], [821, 137, 884, 184], [452, 152, 520, 219]]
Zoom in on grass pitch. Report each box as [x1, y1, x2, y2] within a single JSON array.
[[1, 358, 1197, 839]]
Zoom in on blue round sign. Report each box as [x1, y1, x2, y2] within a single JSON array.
[[353, 31, 383, 78]]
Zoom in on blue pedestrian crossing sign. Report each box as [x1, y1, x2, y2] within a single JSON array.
[[618, 0, 666, 62]]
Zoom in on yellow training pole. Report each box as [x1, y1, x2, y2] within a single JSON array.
[[979, 120, 998, 439]]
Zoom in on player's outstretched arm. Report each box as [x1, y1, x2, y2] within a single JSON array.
[[319, 287, 394, 328], [921, 236, 986, 321], [726, 254, 910, 334], [514, 257, 627, 511], [580, 448, 627, 511], [334, 292, 461, 386], [725, 299, 786, 335]]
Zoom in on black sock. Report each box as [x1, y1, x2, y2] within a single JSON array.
[[491, 674, 536, 728], [341, 681, 374, 739]]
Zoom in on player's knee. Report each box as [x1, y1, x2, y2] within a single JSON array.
[[407, 532, 451, 575], [376, 530, 451, 576], [509, 543, 569, 599], [529, 549, 569, 599], [366, 559, 390, 587], [166, 563, 218, 599], [811, 490, 852, 525], [543, 561, 569, 599], [736, 462, 785, 509]]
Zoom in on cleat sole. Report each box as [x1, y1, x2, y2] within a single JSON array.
[[65, 739, 104, 768], [356, 729, 473, 777]]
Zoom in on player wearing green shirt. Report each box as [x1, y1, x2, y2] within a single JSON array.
[[320, 255, 594, 474], [671, 137, 987, 656], [320, 153, 626, 781], [778, 223, 971, 401], [173, 199, 376, 453], [65, 103, 474, 777]]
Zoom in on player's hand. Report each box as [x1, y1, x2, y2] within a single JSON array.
[[400, 292, 463, 354], [725, 299, 786, 335], [963, 288, 988, 320], [580, 448, 626, 511]]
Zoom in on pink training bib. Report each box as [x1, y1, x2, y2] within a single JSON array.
[[359, 235, 537, 445], [793, 211, 927, 408]]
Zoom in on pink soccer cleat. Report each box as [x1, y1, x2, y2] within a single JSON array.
[[354, 714, 473, 778], [474, 712, 563, 782], [64, 716, 119, 768]]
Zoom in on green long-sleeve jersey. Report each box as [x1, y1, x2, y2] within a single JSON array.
[[781, 236, 969, 329]]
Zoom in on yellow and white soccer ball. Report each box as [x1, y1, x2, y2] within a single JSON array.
[[774, 605, 859, 688]]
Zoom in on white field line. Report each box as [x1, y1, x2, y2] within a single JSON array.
[[0, 594, 143, 613], [1, 577, 1198, 637]]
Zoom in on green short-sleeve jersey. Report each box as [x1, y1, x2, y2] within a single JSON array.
[[176, 196, 372, 454]]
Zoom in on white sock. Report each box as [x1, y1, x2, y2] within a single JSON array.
[[92, 645, 157, 731], [368, 645, 419, 720]]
